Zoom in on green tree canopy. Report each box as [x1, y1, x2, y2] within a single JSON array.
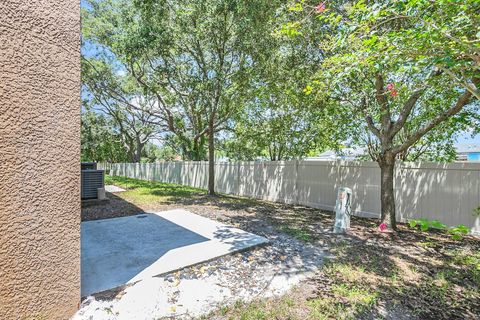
[[83, 0, 290, 194], [283, 0, 480, 229], [81, 109, 131, 163]]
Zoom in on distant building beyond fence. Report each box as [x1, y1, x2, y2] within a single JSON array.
[[103, 161, 480, 234]]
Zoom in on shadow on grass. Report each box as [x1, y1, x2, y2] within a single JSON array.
[[307, 229, 480, 320]]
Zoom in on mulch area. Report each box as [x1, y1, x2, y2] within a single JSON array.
[[81, 192, 145, 221]]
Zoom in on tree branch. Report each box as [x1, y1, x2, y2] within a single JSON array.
[[375, 73, 392, 134], [392, 77, 480, 154], [390, 88, 425, 136]]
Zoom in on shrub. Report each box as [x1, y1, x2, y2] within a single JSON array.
[[448, 225, 470, 241], [409, 219, 446, 232], [408, 219, 469, 241]]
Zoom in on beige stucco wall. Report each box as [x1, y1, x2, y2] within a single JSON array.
[[0, 1, 80, 319]]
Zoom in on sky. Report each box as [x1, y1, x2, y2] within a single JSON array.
[[455, 133, 480, 146]]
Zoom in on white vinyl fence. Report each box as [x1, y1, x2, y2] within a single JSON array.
[[102, 161, 480, 234]]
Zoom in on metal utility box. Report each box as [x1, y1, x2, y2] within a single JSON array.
[[333, 187, 352, 233], [81, 162, 97, 171], [81, 162, 104, 200]]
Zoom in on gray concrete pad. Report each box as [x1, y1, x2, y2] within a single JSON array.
[[104, 185, 126, 193], [81, 209, 269, 297]]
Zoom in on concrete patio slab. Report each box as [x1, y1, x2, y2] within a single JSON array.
[[104, 185, 126, 193], [81, 209, 269, 296]]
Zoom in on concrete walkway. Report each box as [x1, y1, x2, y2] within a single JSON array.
[[81, 209, 269, 296], [74, 221, 328, 319]]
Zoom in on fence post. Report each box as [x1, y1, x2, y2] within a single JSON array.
[[294, 160, 300, 205], [236, 161, 241, 196]]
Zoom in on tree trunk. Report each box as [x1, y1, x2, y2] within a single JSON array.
[[133, 139, 143, 163], [379, 155, 397, 230], [207, 126, 215, 196], [128, 149, 135, 163], [192, 139, 200, 161]]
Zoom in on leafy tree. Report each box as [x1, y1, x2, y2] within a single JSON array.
[[81, 109, 131, 163], [285, 0, 480, 229], [223, 25, 340, 161], [351, 113, 469, 162], [141, 142, 180, 162], [83, 0, 283, 195], [82, 58, 159, 162], [224, 93, 337, 161]]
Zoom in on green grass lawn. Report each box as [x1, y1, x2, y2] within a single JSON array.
[[104, 176, 480, 319], [105, 175, 206, 205], [103, 175, 271, 215]]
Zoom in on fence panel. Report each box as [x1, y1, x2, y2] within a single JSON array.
[[107, 161, 480, 234]]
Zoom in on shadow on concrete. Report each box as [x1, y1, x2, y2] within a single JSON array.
[[81, 213, 209, 297]]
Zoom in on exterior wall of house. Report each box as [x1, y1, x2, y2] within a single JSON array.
[[467, 152, 480, 162], [0, 1, 80, 319]]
